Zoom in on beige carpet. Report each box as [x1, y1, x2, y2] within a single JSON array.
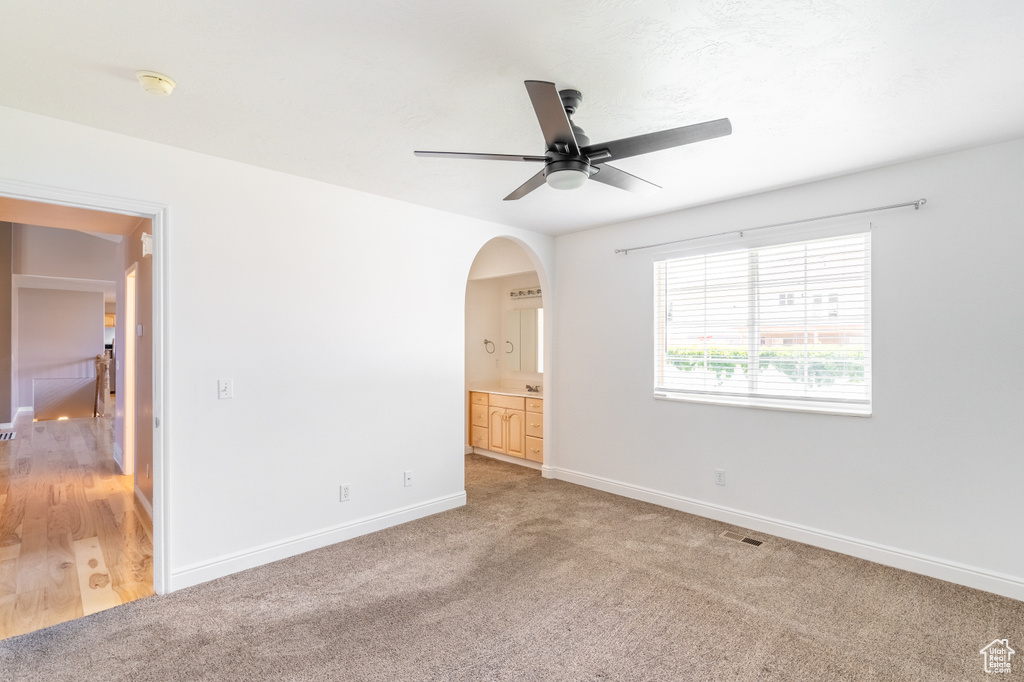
[[1, 454, 1021, 680]]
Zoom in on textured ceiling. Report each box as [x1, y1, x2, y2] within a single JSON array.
[[2, 0, 1023, 235]]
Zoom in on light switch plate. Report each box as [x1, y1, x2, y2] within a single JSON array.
[[218, 378, 233, 399]]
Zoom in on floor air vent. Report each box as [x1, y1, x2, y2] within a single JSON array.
[[0, 432, 14, 441], [720, 530, 763, 547]]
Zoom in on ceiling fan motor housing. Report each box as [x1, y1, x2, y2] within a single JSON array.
[[543, 158, 593, 190]]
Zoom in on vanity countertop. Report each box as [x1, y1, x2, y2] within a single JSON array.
[[467, 385, 542, 399]]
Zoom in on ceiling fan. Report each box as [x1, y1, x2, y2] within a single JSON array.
[[414, 80, 732, 201]]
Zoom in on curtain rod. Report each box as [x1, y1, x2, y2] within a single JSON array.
[[614, 198, 927, 254]]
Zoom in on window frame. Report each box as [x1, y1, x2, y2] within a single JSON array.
[[652, 223, 873, 417]]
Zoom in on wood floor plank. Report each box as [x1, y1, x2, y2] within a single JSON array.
[[0, 544, 19, 562], [93, 500, 154, 603], [15, 479, 49, 594], [0, 558, 17, 597], [72, 537, 121, 616], [45, 532, 84, 624], [60, 466, 96, 542], [0, 487, 27, 547]]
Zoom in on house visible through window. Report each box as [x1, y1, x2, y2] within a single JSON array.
[[654, 231, 871, 415]]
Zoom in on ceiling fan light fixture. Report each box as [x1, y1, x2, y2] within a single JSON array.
[[545, 167, 589, 190]]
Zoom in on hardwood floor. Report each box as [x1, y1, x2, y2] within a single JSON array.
[[0, 415, 154, 640]]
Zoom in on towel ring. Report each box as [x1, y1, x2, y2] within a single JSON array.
[[483, 339, 495, 354]]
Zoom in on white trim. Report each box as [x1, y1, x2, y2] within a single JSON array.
[[654, 392, 872, 417], [134, 484, 154, 523], [471, 447, 543, 470], [464, 445, 474, 455], [168, 492, 466, 591], [0, 177, 169, 596], [547, 465, 1024, 602], [113, 441, 124, 473]]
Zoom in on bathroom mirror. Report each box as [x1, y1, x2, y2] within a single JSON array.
[[506, 308, 543, 373]]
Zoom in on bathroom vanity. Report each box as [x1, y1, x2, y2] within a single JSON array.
[[469, 390, 543, 464]]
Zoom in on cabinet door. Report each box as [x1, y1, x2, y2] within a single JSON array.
[[505, 409, 526, 459], [488, 407, 506, 453]]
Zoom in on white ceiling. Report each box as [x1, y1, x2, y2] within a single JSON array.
[[3, 1, 1023, 236]]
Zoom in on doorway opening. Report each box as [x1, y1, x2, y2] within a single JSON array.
[[464, 237, 548, 474], [0, 190, 163, 639]]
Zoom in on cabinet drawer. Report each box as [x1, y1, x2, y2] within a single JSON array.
[[526, 397, 543, 412], [471, 404, 489, 427], [470, 392, 489, 406], [525, 436, 544, 463], [489, 394, 525, 410], [471, 425, 489, 449], [525, 413, 543, 438]]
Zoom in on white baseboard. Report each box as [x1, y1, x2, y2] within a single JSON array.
[[134, 485, 153, 524], [3, 407, 35, 429], [113, 442, 124, 473], [471, 447, 542, 470], [464, 445, 473, 455], [548, 466, 1024, 602], [168, 491, 466, 592]]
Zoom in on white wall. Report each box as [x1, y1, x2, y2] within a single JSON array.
[[551, 138, 1024, 600], [13, 223, 119, 280], [465, 277, 502, 388], [0, 105, 554, 591], [17, 288, 104, 417]]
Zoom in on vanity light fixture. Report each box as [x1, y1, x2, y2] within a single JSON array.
[[509, 288, 542, 299]]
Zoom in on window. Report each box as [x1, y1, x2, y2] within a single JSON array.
[[654, 231, 871, 415]]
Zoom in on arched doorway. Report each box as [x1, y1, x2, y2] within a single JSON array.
[[464, 237, 548, 471]]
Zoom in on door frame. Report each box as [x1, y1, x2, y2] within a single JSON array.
[[0, 178, 169, 595], [123, 262, 138, 477]]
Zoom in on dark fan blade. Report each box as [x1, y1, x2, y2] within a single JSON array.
[[589, 165, 661, 196], [504, 169, 547, 201], [583, 118, 731, 163], [414, 151, 547, 162], [524, 81, 579, 156]]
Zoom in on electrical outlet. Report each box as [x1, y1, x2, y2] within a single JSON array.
[[715, 469, 726, 486], [340, 485, 351, 502], [403, 470, 414, 487]]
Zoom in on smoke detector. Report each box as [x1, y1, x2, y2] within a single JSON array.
[[136, 70, 176, 96]]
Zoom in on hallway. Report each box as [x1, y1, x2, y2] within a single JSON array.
[[0, 415, 153, 639]]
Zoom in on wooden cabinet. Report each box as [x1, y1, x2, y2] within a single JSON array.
[[525, 397, 543, 462], [470, 391, 542, 464], [470, 392, 490, 449]]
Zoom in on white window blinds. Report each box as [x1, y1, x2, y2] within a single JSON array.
[[654, 231, 871, 414]]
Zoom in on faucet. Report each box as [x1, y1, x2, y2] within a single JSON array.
[[526, 384, 541, 393]]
